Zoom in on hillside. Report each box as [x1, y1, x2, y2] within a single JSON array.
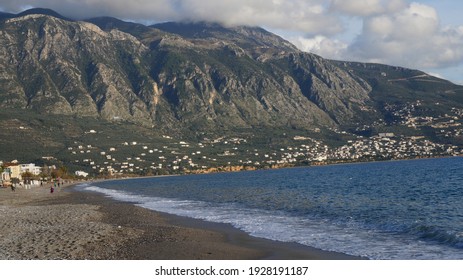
[[1, 9, 463, 175]]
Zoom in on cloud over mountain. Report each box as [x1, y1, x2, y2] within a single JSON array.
[[0, 0, 341, 35], [1, 0, 463, 82]]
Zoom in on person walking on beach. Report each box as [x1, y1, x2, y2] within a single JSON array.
[[50, 185, 54, 193]]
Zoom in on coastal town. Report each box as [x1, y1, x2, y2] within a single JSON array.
[[2, 103, 462, 187]]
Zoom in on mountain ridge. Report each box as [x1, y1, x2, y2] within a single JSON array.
[[1, 8, 463, 168], [1, 9, 374, 130]]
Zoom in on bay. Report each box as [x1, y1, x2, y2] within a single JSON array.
[[77, 157, 463, 259]]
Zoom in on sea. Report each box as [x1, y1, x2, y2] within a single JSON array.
[[76, 157, 463, 260]]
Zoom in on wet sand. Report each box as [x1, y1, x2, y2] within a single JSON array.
[[0, 184, 361, 260]]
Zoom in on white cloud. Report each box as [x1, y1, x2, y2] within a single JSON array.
[[180, 0, 343, 35], [427, 72, 444, 79], [1, 0, 463, 79], [291, 35, 348, 59], [345, 2, 463, 69], [0, 0, 343, 35], [0, 0, 180, 21], [330, 0, 406, 16]]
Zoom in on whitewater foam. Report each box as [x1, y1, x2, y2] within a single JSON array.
[[79, 183, 463, 259]]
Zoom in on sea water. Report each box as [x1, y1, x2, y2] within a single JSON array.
[[77, 157, 463, 259]]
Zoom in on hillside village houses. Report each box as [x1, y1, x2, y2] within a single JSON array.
[[2, 106, 462, 181]]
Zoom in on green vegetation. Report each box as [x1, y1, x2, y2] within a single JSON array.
[[1, 11, 463, 178]]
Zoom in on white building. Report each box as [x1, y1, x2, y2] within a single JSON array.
[[20, 163, 42, 176], [75, 171, 89, 178], [1, 169, 11, 186]]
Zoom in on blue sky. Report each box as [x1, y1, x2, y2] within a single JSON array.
[[1, 0, 462, 84]]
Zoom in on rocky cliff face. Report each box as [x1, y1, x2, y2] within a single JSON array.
[[0, 14, 156, 126], [1, 10, 461, 136]]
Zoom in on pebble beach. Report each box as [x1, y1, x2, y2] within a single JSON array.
[[0, 183, 357, 260]]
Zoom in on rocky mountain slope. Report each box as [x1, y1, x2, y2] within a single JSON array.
[[0, 9, 379, 131], [1, 9, 463, 165]]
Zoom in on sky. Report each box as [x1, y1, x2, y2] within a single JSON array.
[[1, 0, 463, 84]]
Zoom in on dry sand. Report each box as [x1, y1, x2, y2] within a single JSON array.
[[0, 183, 361, 260]]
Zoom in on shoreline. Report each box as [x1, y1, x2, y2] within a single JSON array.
[[0, 183, 362, 260], [156, 210, 361, 260], [92, 155, 460, 181]]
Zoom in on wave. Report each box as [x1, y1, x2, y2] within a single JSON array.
[[410, 224, 463, 249], [78, 183, 463, 259]]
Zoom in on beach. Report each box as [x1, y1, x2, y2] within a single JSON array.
[[0, 183, 359, 260]]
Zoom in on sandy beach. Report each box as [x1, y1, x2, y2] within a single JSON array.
[[0, 183, 360, 260]]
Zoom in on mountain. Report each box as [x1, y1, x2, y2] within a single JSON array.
[[0, 11, 14, 20], [0, 10, 373, 130], [1, 9, 463, 168]]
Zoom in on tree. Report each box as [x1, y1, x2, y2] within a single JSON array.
[[41, 164, 52, 178], [22, 171, 34, 180], [51, 169, 62, 179], [59, 166, 69, 178]]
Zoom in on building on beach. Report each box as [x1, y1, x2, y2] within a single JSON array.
[[1, 164, 21, 187], [20, 163, 42, 176], [1, 169, 11, 186], [1, 162, 44, 187]]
